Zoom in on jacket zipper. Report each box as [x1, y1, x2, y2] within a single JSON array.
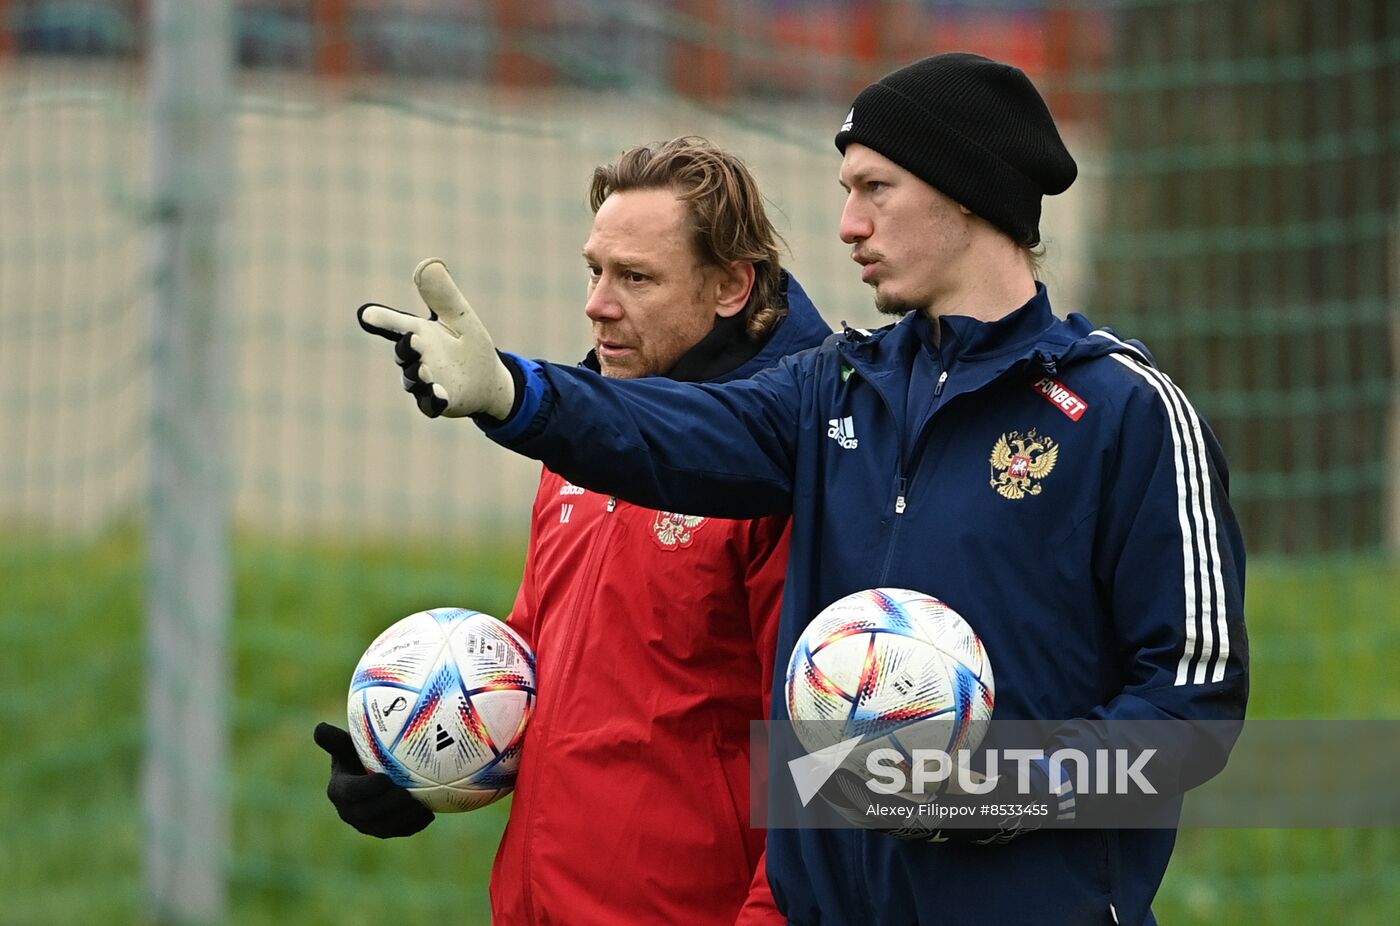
[[881, 365, 950, 582], [519, 492, 619, 926], [840, 360, 910, 584], [848, 337, 1057, 574], [892, 370, 950, 516]]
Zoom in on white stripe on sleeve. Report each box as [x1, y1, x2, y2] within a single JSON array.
[[1097, 333, 1229, 685]]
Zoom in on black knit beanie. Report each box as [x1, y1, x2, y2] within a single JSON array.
[[834, 52, 1077, 246]]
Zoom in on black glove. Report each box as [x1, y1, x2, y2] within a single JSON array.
[[357, 303, 448, 418], [314, 722, 434, 838]]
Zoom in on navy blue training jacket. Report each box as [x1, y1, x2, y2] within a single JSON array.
[[485, 282, 1249, 926]]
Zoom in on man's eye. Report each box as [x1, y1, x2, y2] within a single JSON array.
[[586, 265, 602, 279], [626, 271, 649, 284]]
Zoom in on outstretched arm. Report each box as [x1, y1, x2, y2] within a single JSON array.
[[357, 260, 812, 520], [482, 357, 808, 519]]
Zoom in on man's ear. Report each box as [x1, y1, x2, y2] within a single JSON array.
[[714, 261, 756, 319]]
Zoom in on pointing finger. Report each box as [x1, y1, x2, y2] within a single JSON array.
[[359, 303, 429, 341]]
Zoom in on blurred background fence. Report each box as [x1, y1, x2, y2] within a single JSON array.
[[1, 1, 1397, 924]]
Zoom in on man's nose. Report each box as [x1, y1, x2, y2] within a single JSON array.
[[585, 278, 623, 321], [839, 196, 872, 245]]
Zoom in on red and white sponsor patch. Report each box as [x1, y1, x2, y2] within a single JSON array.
[[1032, 377, 1088, 421]]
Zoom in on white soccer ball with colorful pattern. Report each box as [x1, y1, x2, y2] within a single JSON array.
[[347, 608, 535, 812], [785, 588, 995, 789]]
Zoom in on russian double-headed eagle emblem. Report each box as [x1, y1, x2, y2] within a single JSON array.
[[989, 429, 1059, 500], [652, 511, 706, 549]]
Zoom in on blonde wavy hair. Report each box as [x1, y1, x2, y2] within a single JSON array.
[[589, 136, 788, 340]]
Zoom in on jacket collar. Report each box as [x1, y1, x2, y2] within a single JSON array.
[[838, 284, 1106, 415], [841, 283, 1052, 370], [663, 311, 762, 383], [838, 283, 1097, 369], [918, 282, 1057, 361], [837, 284, 1159, 415], [728, 272, 830, 381]]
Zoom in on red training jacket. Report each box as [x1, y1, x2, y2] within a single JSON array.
[[489, 466, 788, 926]]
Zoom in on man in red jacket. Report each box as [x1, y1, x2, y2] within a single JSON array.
[[320, 136, 830, 925]]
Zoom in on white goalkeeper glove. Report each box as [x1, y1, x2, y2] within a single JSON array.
[[357, 258, 516, 420]]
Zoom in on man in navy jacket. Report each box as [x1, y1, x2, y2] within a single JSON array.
[[358, 54, 1248, 926]]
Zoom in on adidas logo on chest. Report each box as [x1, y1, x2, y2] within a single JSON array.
[[827, 416, 859, 449]]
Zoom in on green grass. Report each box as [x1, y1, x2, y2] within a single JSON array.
[[1, 527, 524, 926], [1152, 556, 1400, 925], [2, 530, 1397, 924], [1238, 557, 1400, 718]]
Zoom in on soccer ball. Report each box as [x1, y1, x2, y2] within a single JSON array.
[[347, 607, 535, 812], [785, 588, 995, 796]]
